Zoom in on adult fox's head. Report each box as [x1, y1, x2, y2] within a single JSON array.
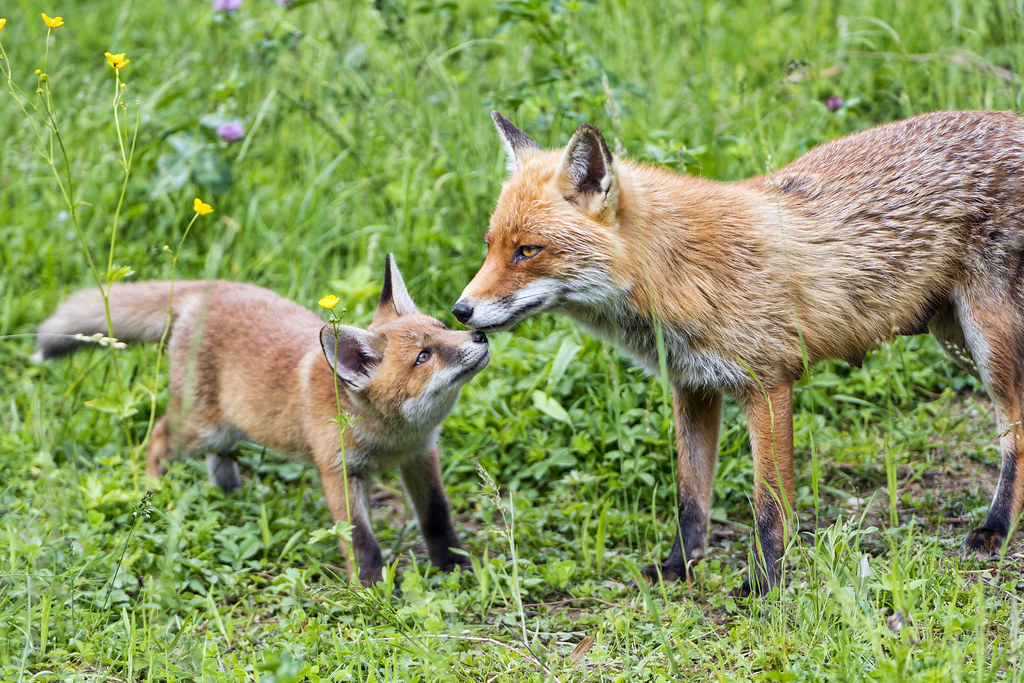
[[321, 255, 489, 426], [452, 112, 623, 332]]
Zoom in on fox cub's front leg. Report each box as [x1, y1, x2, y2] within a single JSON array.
[[400, 447, 469, 572], [318, 466, 384, 585], [316, 448, 468, 586]]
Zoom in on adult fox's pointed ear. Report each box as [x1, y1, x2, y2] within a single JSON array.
[[558, 123, 617, 196], [320, 324, 382, 392], [374, 253, 419, 323], [492, 111, 542, 174], [556, 122, 618, 216]]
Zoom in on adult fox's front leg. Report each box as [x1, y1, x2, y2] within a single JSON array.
[[644, 386, 722, 583]]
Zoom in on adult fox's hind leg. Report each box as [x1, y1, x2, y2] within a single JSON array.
[[938, 288, 1024, 555]]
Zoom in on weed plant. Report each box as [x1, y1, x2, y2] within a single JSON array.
[[1, 0, 1023, 680]]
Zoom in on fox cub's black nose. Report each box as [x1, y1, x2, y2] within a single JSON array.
[[471, 330, 488, 344], [452, 302, 473, 324]]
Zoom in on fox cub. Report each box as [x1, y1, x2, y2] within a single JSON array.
[[39, 255, 489, 585], [454, 110, 1024, 595]]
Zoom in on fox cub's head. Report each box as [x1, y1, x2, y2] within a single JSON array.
[[452, 112, 623, 332], [320, 255, 489, 426]]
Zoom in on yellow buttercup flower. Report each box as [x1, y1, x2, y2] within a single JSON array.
[[318, 295, 340, 310], [104, 52, 130, 71], [0, 18, 7, 32], [41, 13, 64, 29], [193, 198, 214, 215]]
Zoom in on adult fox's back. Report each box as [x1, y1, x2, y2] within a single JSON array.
[[741, 110, 1024, 369], [454, 110, 1024, 596]]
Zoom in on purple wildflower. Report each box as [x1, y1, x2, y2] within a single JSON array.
[[216, 120, 245, 142], [212, 0, 242, 11], [826, 96, 844, 112]]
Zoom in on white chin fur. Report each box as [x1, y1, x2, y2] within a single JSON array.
[[463, 278, 562, 330], [400, 341, 490, 423]]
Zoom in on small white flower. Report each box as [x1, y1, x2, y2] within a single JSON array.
[[73, 332, 127, 349]]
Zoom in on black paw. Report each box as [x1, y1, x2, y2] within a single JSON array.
[[433, 550, 472, 573], [964, 526, 1006, 558], [357, 570, 384, 588], [735, 567, 780, 598], [641, 562, 689, 584]]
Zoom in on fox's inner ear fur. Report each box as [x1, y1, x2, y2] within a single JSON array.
[[558, 123, 617, 203], [374, 253, 419, 323], [320, 324, 381, 391], [492, 111, 542, 174]]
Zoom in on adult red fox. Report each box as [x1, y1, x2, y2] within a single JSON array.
[[39, 255, 489, 585], [453, 110, 1024, 595]]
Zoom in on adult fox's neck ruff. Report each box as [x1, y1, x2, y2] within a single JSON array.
[[453, 110, 1024, 596]]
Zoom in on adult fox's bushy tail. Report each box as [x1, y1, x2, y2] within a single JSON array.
[[35, 281, 209, 359]]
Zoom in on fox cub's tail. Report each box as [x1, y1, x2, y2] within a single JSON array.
[[36, 281, 205, 359]]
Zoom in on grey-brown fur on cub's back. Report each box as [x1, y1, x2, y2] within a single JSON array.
[[37, 255, 489, 585]]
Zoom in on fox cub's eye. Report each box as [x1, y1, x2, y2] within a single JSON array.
[[515, 245, 542, 261], [414, 349, 432, 366]]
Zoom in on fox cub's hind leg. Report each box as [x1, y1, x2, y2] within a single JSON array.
[[948, 289, 1024, 556], [147, 415, 171, 478], [400, 447, 469, 572], [205, 454, 243, 491], [643, 387, 722, 584], [145, 412, 242, 491]]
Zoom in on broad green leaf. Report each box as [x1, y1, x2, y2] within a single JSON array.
[[532, 390, 571, 424]]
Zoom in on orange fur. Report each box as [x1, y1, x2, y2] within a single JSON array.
[[40, 256, 489, 585], [455, 110, 1024, 594]]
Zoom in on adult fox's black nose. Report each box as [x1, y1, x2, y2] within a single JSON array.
[[471, 330, 488, 344], [452, 301, 473, 324]]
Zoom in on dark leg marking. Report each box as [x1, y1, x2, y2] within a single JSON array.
[[642, 496, 707, 583], [420, 485, 467, 571]]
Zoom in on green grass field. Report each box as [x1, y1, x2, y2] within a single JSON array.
[[2, 0, 1024, 679]]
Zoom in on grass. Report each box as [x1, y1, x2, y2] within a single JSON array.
[[2, 0, 1024, 679]]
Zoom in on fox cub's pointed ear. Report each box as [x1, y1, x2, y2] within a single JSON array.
[[320, 324, 381, 391], [374, 253, 419, 323], [557, 123, 618, 212], [492, 111, 542, 174]]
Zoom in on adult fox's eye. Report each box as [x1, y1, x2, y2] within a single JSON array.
[[515, 245, 542, 261], [414, 349, 432, 366]]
